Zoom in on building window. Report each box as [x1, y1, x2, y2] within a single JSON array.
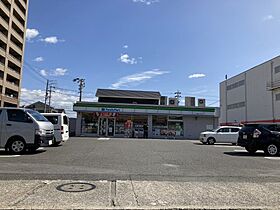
[[227, 101, 246, 110], [81, 113, 98, 134], [275, 66, 280, 74], [226, 80, 245, 91], [276, 93, 280, 101]]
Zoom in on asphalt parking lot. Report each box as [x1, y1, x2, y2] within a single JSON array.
[[0, 137, 279, 182]]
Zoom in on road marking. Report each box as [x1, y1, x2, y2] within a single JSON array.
[[163, 163, 179, 168], [0, 155, 20, 158], [97, 138, 110, 141], [214, 145, 239, 148], [37, 147, 45, 150], [234, 149, 247, 152], [264, 157, 280, 160]]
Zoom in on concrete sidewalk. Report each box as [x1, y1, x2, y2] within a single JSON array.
[[0, 180, 279, 209]]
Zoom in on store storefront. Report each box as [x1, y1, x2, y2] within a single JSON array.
[[74, 102, 219, 139]]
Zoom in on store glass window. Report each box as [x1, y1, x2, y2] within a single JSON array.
[[115, 115, 129, 135], [168, 121, 184, 136], [168, 115, 184, 137], [152, 115, 168, 137], [81, 113, 98, 134]]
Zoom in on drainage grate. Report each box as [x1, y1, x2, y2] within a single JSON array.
[[56, 182, 96, 193]]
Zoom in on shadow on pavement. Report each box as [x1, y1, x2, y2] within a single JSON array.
[[224, 151, 265, 157], [193, 142, 206, 145]]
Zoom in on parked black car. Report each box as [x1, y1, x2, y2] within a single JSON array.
[[238, 124, 280, 156]]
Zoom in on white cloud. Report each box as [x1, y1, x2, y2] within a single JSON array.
[[263, 15, 274, 21], [26, 28, 39, 40], [51, 68, 68, 76], [40, 69, 48, 77], [110, 69, 169, 89], [123, 45, 128, 49], [33, 57, 44, 62], [118, 54, 138, 64], [39, 68, 68, 77], [188, 73, 206, 79], [132, 0, 159, 5], [20, 88, 96, 118], [40, 36, 64, 44]]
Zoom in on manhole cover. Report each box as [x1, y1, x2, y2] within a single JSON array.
[[56, 182, 96, 193]]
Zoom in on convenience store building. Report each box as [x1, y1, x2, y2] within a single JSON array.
[[73, 89, 219, 139]]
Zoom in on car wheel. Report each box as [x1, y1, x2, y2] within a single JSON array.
[[264, 144, 279, 156], [245, 145, 257, 155], [207, 137, 215, 145], [9, 139, 26, 154]]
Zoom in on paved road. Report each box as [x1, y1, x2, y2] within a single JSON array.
[[0, 137, 279, 182]]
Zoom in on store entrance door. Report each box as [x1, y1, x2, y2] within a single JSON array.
[[98, 117, 115, 137]]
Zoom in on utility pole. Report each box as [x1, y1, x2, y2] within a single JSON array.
[[48, 85, 55, 112], [73, 78, 85, 102], [44, 80, 49, 113], [174, 90, 182, 105]]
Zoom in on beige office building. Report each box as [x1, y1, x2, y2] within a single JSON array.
[[0, 0, 29, 107]]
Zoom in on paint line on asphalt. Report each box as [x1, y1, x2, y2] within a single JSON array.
[[234, 149, 264, 154], [0, 155, 21, 158], [214, 145, 240, 148], [234, 149, 247, 152], [163, 163, 179, 168], [264, 157, 280, 160], [97, 138, 110, 141]]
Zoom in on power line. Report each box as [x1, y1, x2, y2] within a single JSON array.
[[24, 61, 48, 81], [23, 65, 47, 84], [208, 100, 220, 106]]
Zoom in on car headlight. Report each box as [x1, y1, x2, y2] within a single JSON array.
[[35, 129, 46, 136], [203, 134, 207, 137]]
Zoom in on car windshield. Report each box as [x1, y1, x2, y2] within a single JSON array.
[[26, 110, 49, 122]]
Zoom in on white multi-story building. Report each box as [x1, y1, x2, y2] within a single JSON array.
[[220, 55, 280, 125]]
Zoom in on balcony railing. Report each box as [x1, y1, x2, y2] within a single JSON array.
[[267, 80, 280, 90], [7, 67, 20, 78], [0, 30, 8, 42], [12, 16, 24, 31], [0, 16, 9, 29], [0, 1, 11, 17]]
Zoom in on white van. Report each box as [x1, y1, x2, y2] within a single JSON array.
[[42, 113, 69, 144], [0, 108, 54, 154]]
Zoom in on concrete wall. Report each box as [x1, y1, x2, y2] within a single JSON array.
[[184, 116, 218, 139], [246, 61, 272, 121], [220, 56, 280, 124]]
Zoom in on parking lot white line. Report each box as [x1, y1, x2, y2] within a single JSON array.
[[214, 145, 240, 148], [37, 147, 45, 150], [97, 138, 110, 141], [264, 157, 280, 160], [234, 149, 264, 154], [234, 149, 248, 152], [0, 155, 20, 158]]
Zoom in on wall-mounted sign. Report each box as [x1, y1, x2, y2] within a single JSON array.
[[101, 108, 121, 112], [96, 112, 119, 117]]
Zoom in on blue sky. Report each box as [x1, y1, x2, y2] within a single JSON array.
[[21, 0, 280, 114]]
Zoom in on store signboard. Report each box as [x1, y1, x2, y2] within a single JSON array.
[[96, 112, 119, 117], [101, 108, 121, 112]]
